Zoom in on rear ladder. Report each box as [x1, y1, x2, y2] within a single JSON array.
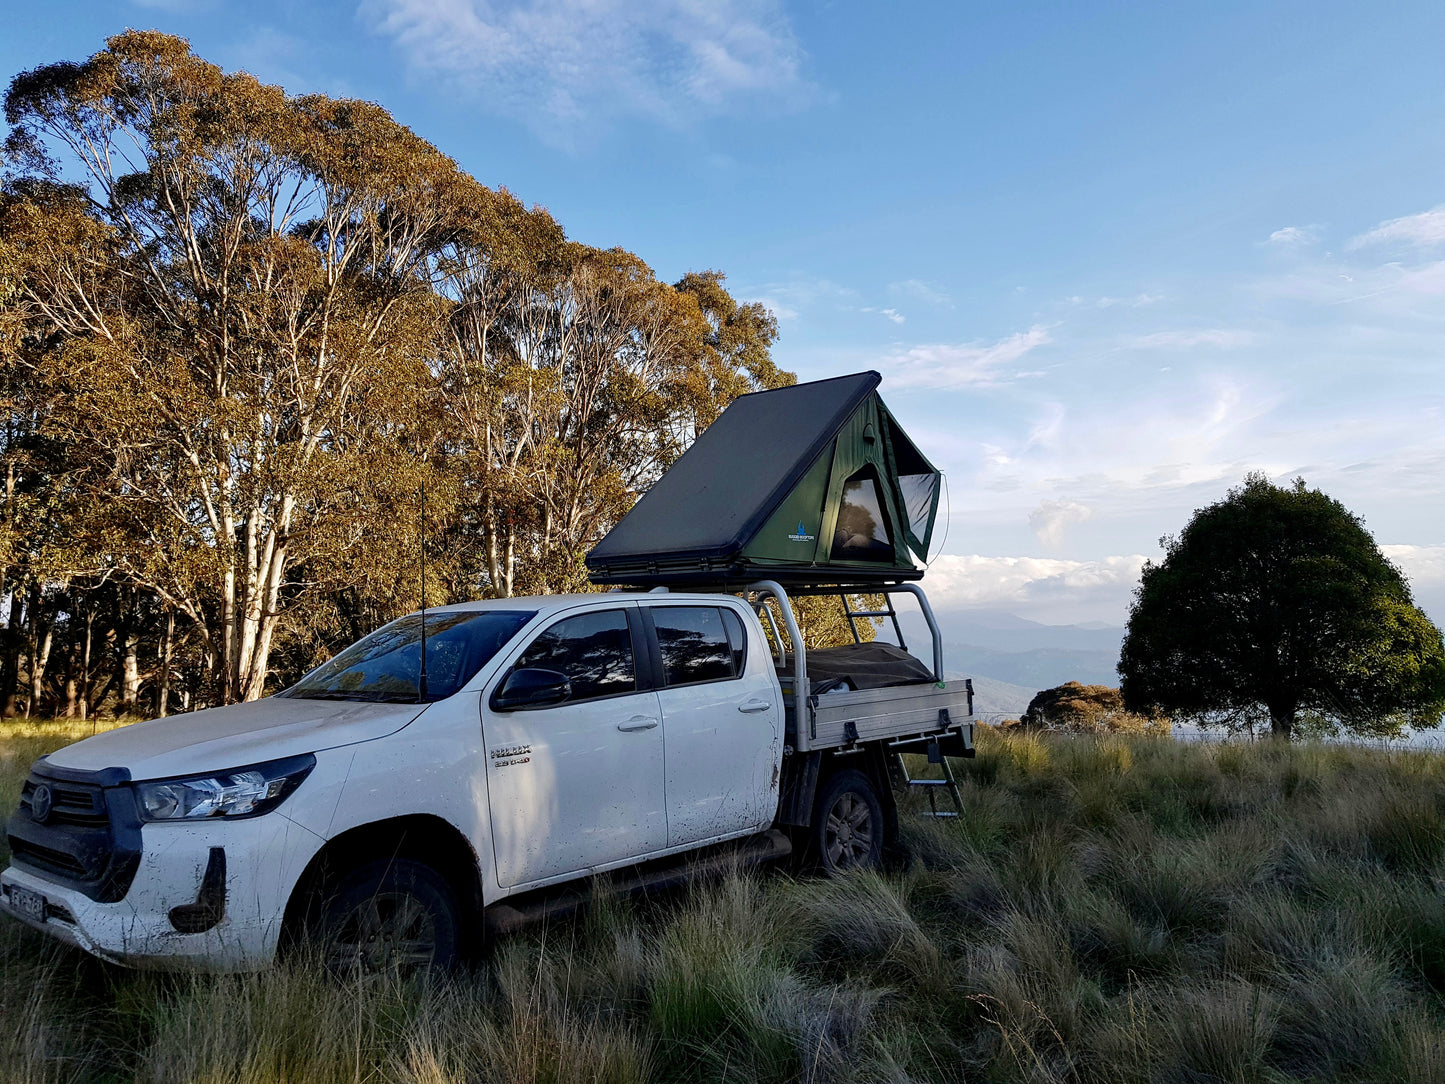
[[889, 733, 964, 818], [842, 593, 908, 651]]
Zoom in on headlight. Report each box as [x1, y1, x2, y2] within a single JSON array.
[[134, 754, 315, 822]]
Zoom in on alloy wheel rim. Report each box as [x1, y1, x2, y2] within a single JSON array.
[[326, 891, 438, 974], [824, 791, 874, 868]]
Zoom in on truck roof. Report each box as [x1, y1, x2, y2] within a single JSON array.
[[412, 591, 742, 618]]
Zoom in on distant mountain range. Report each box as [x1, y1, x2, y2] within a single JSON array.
[[899, 608, 1124, 705], [951, 674, 1038, 717]]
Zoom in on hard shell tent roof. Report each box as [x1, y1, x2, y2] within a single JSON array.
[[585, 371, 941, 588]]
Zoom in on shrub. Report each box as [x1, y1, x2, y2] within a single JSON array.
[[1022, 682, 1170, 735]]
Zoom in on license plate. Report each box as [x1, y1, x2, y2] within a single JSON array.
[[7, 885, 46, 924]]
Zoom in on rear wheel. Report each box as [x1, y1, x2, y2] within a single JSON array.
[[315, 859, 461, 977], [812, 769, 884, 874]]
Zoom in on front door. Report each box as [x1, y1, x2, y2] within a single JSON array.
[[482, 606, 667, 888], [645, 603, 781, 847]]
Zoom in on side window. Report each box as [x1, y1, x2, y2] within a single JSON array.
[[652, 606, 738, 687], [721, 608, 747, 676], [512, 609, 636, 702]]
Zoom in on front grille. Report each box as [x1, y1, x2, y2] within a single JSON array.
[[10, 837, 88, 877], [7, 761, 141, 903], [20, 779, 109, 827]]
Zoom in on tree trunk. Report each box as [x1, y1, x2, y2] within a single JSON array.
[[63, 644, 78, 718], [158, 608, 173, 717], [24, 590, 38, 719], [1268, 700, 1295, 739], [236, 496, 293, 702], [503, 525, 515, 597], [79, 603, 94, 720], [0, 585, 24, 717], [485, 511, 502, 597], [219, 557, 236, 705], [29, 599, 53, 719], [119, 590, 141, 714]]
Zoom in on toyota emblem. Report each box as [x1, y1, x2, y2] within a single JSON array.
[[30, 784, 53, 824]]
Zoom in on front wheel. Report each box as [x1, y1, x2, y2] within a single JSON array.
[[314, 859, 461, 977], [812, 769, 885, 875]]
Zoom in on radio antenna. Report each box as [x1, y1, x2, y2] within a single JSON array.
[[416, 392, 429, 704]]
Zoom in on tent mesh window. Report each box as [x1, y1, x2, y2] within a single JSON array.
[[881, 409, 940, 559]]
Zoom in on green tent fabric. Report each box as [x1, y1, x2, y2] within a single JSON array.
[[586, 371, 941, 588]]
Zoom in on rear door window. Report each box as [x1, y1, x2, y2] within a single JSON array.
[[511, 609, 636, 702], [651, 606, 739, 687], [721, 608, 747, 675]]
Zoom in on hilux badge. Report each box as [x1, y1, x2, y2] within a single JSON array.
[[30, 784, 53, 823]]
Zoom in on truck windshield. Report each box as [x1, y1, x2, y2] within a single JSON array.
[[286, 610, 536, 703]]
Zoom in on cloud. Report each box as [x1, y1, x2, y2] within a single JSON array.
[[1348, 206, 1445, 250], [1383, 544, 1445, 624], [1124, 329, 1254, 350], [751, 276, 857, 311], [877, 325, 1051, 390], [922, 554, 1148, 623], [954, 373, 1294, 523], [914, 546, 1444, 629], [860, 306, 905, 324], [361, 0, 813, 139], [1259, 257, 1445, 309], [889, 279, 954, 309], [1382, 544, 1445, 592], [1267, 225, 1316, 245], [1092, 292, 1163, 309], [750, 296, 799, 322], [1029, 499, 1092, 547]]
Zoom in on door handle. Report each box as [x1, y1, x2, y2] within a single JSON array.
[[738, 699, 772, 714], [617, 716, 659, 732]]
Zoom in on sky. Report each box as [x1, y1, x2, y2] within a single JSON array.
[[3, 0, 1443, 627]]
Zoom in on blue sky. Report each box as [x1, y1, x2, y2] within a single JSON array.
[[5, 0, 1443, 625]]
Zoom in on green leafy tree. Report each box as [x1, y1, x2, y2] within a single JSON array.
[[1120, 473, 1445, 738]]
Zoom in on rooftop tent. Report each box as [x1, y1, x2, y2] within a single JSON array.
[[585, 371, 942, 588]]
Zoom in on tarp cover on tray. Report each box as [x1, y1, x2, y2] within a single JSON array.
[[775, 642, 936, 693], [586, 371, 940, 587]]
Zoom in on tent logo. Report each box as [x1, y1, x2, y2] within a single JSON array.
[[788, 521, 816, 543]]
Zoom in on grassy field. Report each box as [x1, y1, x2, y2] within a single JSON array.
[[2, 722, 1445, 1082]]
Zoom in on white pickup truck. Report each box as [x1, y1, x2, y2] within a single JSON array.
[[1, 582, 973, 973]]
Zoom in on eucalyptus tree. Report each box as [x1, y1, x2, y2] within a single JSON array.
[[3, 31, 482, 700], [434, 234, 791, 597], [2, 31, 788, 707]]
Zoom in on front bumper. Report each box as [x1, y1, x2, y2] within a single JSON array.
[[1, 813, 321, 972]]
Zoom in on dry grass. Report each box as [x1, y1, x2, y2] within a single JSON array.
[[2, 720, 1444, 1081]]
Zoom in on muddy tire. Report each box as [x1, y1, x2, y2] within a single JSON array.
[[811, 769, 884, 875], [314, 859, 461, 977]]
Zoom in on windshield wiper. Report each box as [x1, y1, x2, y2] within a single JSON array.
[[286, 690, 422, 703]]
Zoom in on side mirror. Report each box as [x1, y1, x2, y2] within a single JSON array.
[[493, 668, 572, 710]]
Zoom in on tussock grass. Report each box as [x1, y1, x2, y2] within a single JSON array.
[[3, 722, 1445, 1081]]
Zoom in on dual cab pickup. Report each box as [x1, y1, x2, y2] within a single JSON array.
[[0, 583, 973, 972]]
